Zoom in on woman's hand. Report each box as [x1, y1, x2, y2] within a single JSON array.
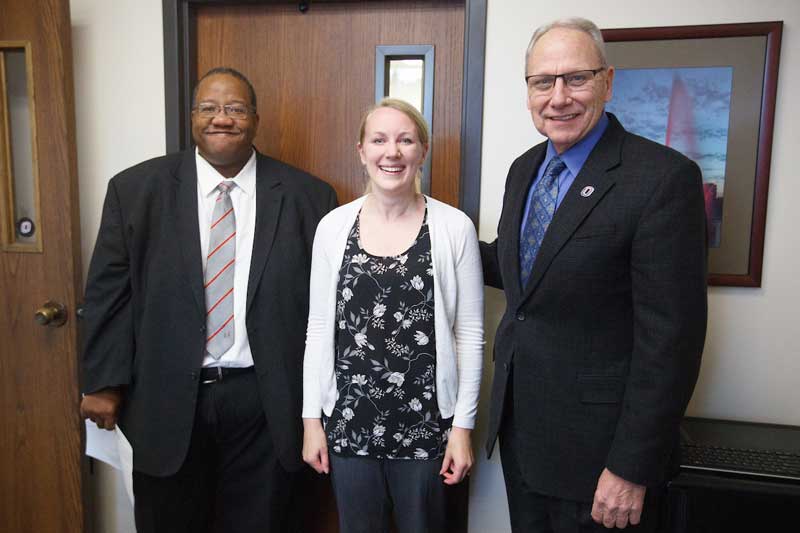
[[302, 418, 330, 474], [439, 426, 474, 485]]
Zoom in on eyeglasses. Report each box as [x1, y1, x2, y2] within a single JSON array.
[[192, 103, 255, 120], [525, 68, 606, 93]]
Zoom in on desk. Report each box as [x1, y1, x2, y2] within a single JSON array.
[[667, 417, 800, 532]]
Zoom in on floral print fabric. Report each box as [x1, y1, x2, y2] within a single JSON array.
[[325, 208, 449, 459]]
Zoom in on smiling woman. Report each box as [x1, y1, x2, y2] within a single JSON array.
[[302, 97, 484, 533], [191, 69, 259, 178]]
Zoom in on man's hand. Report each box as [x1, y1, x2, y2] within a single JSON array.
[[591, 468, 646, 529], [439, 427, 474, 485], [302, 418, 329, 474], [80, 387, 123, 430]]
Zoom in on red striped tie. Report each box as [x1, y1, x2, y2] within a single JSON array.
[[204, 181, 236, 358]]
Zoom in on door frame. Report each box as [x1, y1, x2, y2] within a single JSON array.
[[162, 0, 486, 225]]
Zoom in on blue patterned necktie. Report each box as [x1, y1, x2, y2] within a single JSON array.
[[205, 181, 236, 358], [519, 156, 566, 287]]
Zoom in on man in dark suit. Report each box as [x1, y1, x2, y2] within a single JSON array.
[[481, 18, 707, 532], [79, 67, 337, 532]]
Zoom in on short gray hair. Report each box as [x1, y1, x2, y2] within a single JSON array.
[[525, 17, 608, 71]]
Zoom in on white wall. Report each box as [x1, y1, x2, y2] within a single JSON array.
[[71, 0, 165, 531], [70, 1, 800, 532]]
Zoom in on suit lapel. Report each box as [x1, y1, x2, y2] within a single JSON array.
[[175, 150, 206, 317], [521, 116, 625, 300], [246, 153, 284, 316]]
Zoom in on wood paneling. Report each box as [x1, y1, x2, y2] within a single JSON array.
[[195, 1, 464, 206]]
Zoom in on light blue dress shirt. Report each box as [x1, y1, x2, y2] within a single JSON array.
[[520, 113, 610, 238]]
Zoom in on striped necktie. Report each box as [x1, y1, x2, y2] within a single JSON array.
[[519, 156, 566, 287], [205, 181, 236, 358]]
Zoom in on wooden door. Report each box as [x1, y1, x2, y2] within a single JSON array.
[[195, 0, 465, 206], [0, 1, 85, 532]]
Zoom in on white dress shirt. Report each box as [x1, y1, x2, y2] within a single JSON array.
[[196, 148, 257, 368]]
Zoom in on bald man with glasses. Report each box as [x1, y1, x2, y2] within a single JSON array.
[[481, 18, 708, 532]]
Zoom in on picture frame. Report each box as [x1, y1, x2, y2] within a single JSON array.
[[602, 22, 782, 287]]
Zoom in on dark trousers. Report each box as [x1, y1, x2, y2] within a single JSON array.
[[499, 379, 665, 533], [329, 453, 447, 533], [132, 370, 293, 533]]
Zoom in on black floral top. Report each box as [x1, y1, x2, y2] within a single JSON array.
[[325, 207, 449, 460]]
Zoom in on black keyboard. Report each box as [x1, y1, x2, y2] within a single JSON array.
[[681, 443, 800, 481]]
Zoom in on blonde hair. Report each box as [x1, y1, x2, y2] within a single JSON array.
[[358, 98, 429, 194]]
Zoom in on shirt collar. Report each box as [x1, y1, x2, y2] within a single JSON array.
[[195, 147, 257, 197], [544, 112, 609, 177]]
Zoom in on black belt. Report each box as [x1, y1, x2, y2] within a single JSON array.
[[199, 366, 254, 384]]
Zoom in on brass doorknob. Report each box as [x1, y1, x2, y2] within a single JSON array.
[[34, 301, 67, 327]]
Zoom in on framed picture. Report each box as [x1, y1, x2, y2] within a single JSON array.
[[602, 22, 782, 287]]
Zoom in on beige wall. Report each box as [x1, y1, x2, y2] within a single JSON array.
[[71, 0, 164, 531], [70, 1, 800, 531]]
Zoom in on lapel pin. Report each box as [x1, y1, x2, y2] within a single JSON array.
[[580, 186, 595, 198]]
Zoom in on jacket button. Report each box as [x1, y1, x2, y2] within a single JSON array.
[[516, 312, 525, 321], [200, 325, 206, 333], [503, 362, 510, 372]]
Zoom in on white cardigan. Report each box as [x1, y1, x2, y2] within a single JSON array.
[[302, 195, 484, 429]]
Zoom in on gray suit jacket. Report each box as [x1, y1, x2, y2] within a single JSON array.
[[81, 149, 337, 476], [481, 114, 707, 502]]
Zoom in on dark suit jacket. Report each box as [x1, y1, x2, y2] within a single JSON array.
[[481, 114, 707, 502], [81, 149, 337, 476]]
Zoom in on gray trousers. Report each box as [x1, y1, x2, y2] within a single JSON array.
[[329, 453, 447, 533]]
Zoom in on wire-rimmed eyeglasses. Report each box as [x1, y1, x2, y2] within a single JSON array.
[[192, 103, 255, 120], [525, 68, 606, 93]]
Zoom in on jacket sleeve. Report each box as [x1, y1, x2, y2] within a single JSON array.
[[81, 179, 135, 394], [605, 157, 707, 486], [479, 239, 503, 290], [452, 217, 485, 429], [481, 157, 523, 291], [302, 217, 333, 418]]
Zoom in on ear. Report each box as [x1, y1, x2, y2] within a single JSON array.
[[603, 66, 615, 103], [357, 142, 367, 165]]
